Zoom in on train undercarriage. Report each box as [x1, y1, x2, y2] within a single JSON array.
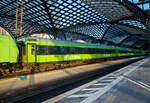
[[0, 56, 139, 78]]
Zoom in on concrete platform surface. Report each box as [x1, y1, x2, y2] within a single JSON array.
[[0, 56, 144, 102], [44, 58, 150, 103], [0, 57, 141, 97]]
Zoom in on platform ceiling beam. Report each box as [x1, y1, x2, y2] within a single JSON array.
[[0, 0, 149, 49], [40, 0, 57, 39]]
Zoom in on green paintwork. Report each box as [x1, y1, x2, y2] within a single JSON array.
[[20, 76, 27, 81], [27, 44, 36, 63], [22, 40, 129, 50], [22, 40, 147, 63], [0, 35, 19, 63], [36, 54, 117, 63]]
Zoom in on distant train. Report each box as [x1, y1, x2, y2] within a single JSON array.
[[0, 35, 148, 73]]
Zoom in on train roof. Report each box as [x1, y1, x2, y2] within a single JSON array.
[[18, 37, 142, 51]]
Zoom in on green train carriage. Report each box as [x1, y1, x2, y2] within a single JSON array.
[[0, 34, 147, 75], [0, 35, 19, 64], [0, 35, 147, 73], [19, 37, 146, 64]]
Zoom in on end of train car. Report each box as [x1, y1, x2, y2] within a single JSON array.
[[0, 35, 19, 64]]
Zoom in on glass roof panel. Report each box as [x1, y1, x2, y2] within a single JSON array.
[[121, 36, 139, 46], [82, 0, 134, 21], [119, 20, 146, 29], [67, 24, 110, 39], [103, 25, 131, 44], [46, 0, 108, 29], [0, 0, 148, 49], [128, 0, 150, 11], [135, 40, 147, 48]]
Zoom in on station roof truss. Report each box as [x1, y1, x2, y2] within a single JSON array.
[[0, 0, 149, 50]]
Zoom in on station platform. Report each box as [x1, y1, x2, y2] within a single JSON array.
[[0, 57, 143, 101], [44, 58, 150, 103]]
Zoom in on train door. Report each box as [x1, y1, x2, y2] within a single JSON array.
[[116, 50, 119, 57], [27, 43, 36, 63]]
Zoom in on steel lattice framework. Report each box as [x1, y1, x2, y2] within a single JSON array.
[[0, 0, 149, 49]]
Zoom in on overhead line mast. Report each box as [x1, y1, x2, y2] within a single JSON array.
[[16, 0, 18, 30], [16, 0, 24, 39]]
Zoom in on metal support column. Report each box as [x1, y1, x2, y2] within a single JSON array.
[[148, 30, 150, 67], [145, 19, 150, 67], [16, 0, 18, 30], [19, 0, 24, 36], [41, 0, 57, 39], [100, 24, 113, 43]]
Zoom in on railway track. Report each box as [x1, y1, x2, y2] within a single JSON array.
[[0, 56, 145, 103], [0, 57, 132, 79]]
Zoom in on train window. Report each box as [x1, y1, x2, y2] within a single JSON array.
[[100, 49, 104, 54], [48, 46, 52, 54], [89, 48, 94, 54], [105, 49, 108, 54], [94, 49, 97, 54], [70, 47, 75, 54], [66, 47, 70, 54], [105, 49, 109, 54], [22, 45, 26, 55], [78, 48, 80, 54], [123, 50, 127, 53], [95, 49, 98, 53], [80, 48, 83, 54], [96, 49, 99, 54], [103, 49, 106, 54], [93, 48, 96, 54], [104, 49, 106, 54], [112, 49, 115, 53], [108, 49, 111, 54], [97, 49, 100, 54], [119, 50, 124, 53], [109, 49, 113, 54], [112, 49, 114, 53], [82, 48, 87, 54], [109, 49, 113, 53], [90, 48, 94, 53], [31, 45, 35, 55], [86, 48, 89, 54], [48, 46, 60, 54], [88, 48, 91, 54], [87, 48, 90, 54], [76, 48, 81, 54], [85, 48, 105, 54], [92, 49, 95, 54], [75, 48, 78, 54], [91, 48, 95, 54], [101, 49, 105, 54], [37, 46, 47, 55], [60, 47, 67, 54], [83, 48, 87, 54]]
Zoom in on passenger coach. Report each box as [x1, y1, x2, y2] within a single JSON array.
[[18, 37, 146, 64]]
